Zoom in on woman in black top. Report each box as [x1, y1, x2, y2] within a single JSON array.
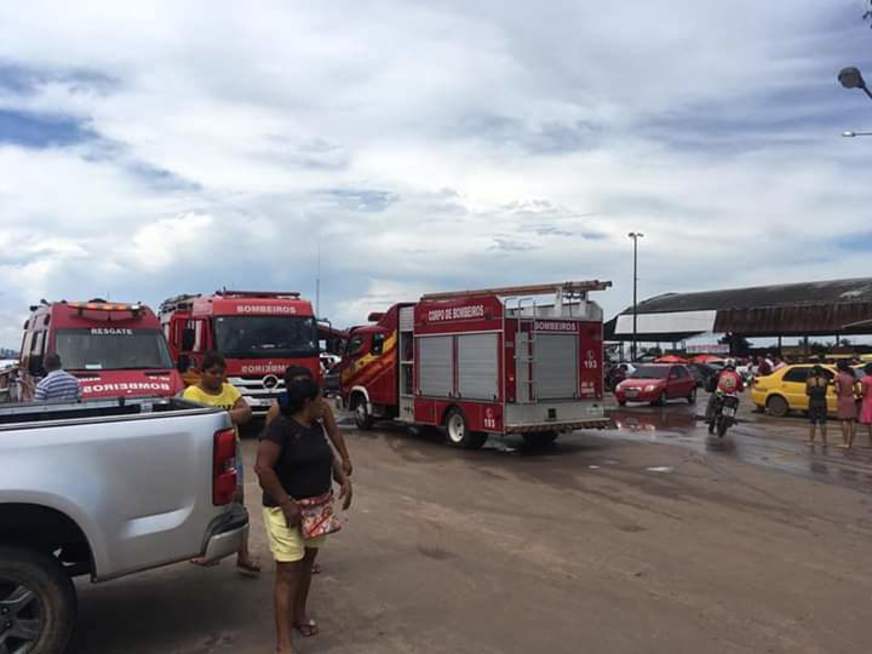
[[255, 377, 352, 653]]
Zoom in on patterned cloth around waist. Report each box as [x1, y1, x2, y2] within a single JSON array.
[[297, 491, 342, 540]]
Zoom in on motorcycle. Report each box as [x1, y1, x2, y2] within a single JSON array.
[[708, 392, 739, 437]]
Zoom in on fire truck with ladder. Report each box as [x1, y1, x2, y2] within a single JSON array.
[[338, 280, 611, 448], [159, 290, 320, 414], [17, 299, 184, 401]]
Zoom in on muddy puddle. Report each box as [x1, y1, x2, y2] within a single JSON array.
[[606, 406, 872, 492]]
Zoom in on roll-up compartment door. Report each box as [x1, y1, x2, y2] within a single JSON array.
[[418, 336, 453, 397], [534, 333, 577, 399], [458, 333, 498, 400]]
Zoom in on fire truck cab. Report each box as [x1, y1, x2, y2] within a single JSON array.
[[339, 280, 612, 449], [160, 290, 320, 415], [18, 299, 183, 401]]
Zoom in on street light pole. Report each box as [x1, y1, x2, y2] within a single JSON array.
[[628, 232, 644, 361], [838, 67, 872, 102]]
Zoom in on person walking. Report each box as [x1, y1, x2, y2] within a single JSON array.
[[805, 365, 829, 446], [266, 365, 353, 576], [34, 353, 82, 402], [255, 377, 352, 653], [834, 360, 859, 449], [182, 351, 260, 575], [858, 363, 872, 447]]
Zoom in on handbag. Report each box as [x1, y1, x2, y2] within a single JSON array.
[[297, 491, 342, 539]]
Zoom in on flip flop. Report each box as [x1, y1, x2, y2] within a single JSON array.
[[312, 563, 323, 575], [190, 557, 220, 568], [236, 559, 261, 577], [295, 620, 319, 638]]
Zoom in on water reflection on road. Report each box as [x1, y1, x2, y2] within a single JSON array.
[[606, 405, 872, 492]]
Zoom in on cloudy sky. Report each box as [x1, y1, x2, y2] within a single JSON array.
[[1, 1, 872, 347]]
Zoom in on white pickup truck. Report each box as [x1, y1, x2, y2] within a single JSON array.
[[0, 397, 249, 653]]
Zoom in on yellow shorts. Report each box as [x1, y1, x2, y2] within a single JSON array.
[[262, 507, 326, 563]]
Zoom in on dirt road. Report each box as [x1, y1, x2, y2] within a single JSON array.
[[71, 403, 872, 653]]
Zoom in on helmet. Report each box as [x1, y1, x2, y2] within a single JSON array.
[[724, 358, 736, 370]]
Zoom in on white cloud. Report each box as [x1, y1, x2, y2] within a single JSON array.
[[1, 1, 871, 348]]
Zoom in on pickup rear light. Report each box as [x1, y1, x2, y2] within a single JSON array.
[[213, 428, 238, 506]]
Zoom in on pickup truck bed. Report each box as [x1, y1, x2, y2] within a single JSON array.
[[0, 397, 248, 653]]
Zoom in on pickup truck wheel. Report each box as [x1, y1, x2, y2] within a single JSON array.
[[766, 395, 789, 418], [522, 431, 559, 448], [0, 547, 76, 654], [444, 408, 487, 450], [352, 395, 374, 430]]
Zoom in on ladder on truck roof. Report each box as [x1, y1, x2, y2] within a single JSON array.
[[216, 289, 301, 299], [420, 280, 611, 302], [159, 294, 200, 315]]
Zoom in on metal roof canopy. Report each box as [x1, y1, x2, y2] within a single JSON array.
[[422, 280, 612, 301], [611, 277, 872, 339]]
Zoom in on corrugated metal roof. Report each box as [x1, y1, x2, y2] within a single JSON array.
[[628, 278, 872, 314], [610, 277, 872, 338]]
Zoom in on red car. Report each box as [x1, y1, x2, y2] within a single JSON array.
[[614, 364, 697, 406]]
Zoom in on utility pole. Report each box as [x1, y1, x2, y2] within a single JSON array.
[[628, 232, 644, 361], [315, 241, 321, 319]]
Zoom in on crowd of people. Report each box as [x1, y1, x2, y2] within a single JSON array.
[[806, 360, 872, 449]]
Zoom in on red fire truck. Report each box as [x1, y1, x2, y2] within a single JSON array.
[[160, 290, 320, 414], [18, 299, 184, 401], [338, 280, 612, 448]]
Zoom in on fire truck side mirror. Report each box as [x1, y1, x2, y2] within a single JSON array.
[[181, 328, 196, 352]]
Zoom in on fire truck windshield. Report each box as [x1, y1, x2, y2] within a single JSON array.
[[214, 316, 318, 359], [55, 329, 174, 370]]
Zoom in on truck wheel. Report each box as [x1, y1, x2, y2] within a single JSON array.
[[352, 394, 374, 430], [444, 408, 487, 450], [0, 546, 76, 654], [766, 395, 789, 418], [523, 431, 559, 448]]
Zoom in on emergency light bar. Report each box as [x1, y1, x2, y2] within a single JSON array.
[[217, 289, 301, 299], [68, 301, 143, 317], [68, 301, 142, 313], [421, 280, 612, 301]]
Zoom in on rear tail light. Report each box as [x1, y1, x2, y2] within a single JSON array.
[[213, 428, 238, 506]]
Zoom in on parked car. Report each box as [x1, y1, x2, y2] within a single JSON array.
[[614, 364, 698, 406], [751, 364, 838, 417], [0, 396, 249, 653]]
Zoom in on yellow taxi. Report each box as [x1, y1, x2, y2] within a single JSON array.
[[751, 364, 838, 417]]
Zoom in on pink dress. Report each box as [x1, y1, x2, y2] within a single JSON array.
[[835, 372, 858, 421], [860, 377, 872, 425]]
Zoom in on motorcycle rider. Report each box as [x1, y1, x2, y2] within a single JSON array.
[[706, 359, 745, 434]]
